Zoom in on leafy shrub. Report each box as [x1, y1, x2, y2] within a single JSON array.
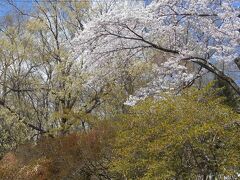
[[0, 122, 114, 179], [1, 86, 239, 180], [110, 86, 240, 179]]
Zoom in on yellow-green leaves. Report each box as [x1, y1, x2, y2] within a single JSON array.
[[110, 87, 240, 179], [0, 109, 28, 157], [26, 19, 47, 32]]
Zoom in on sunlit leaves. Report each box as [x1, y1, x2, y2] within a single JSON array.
[[111, 86, 240, 179]]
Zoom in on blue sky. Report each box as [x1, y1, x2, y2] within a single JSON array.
[[0, 0, 33, 17], [233, 1, 240, 7]]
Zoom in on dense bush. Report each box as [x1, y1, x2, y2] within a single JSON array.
[[0, 122, 114, 180], [110, 87, 240, 179], [0, 87, 239, 180]]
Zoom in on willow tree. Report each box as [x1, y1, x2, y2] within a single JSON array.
[[0, 0, 107, 141]]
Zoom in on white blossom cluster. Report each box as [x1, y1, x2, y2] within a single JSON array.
[[72, 0, 240, 105]]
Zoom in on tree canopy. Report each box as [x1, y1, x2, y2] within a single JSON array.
[[0, 0, 239, 179]]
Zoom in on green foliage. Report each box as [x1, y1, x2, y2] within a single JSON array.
[[110, 86, 240, 179], [0, 85, 239, 179], [214, 78, 240, 110], [0, 1, 238, 179], [0, 109, 28, 157]]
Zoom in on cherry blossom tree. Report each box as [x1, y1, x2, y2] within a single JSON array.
[[72, 0, 240, 105]]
